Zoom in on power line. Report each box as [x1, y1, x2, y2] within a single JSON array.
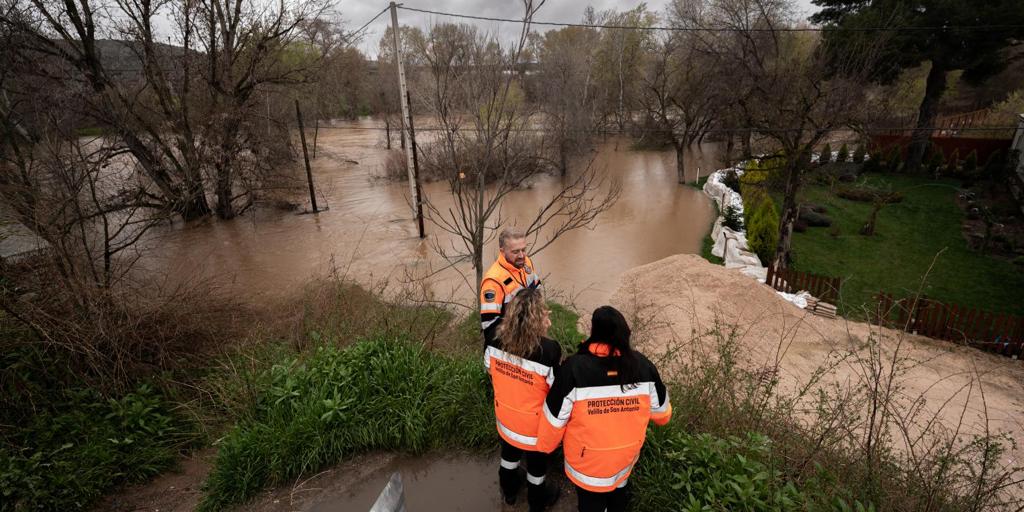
[[348, 6, 391, 43], [397, 5, 1024, 33]]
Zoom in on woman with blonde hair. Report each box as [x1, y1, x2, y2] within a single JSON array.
[[484, 287, 562, 511]]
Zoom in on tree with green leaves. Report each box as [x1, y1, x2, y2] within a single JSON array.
[[811, 0, 1024, 173]]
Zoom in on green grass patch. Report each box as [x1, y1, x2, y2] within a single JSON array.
[[197, 336, 495, 511], [789, 173, 1024, 316], [0, 381, 195, 511]]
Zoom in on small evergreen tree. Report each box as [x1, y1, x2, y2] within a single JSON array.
[[819, 143, 832, 164], [863, 151, 882, 173], [836, 143, 849, 163], [927, 148, 945, 178], [747, 198, 779, 266], [983, 149, 1005, 180], [722, 205, 744, 231], [852, 145, 866, 164], [885, 146, 901, 173], [963, 150, 978, 176], [945, 148, 961, 176]]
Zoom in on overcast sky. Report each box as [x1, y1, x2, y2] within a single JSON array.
[[344, 0, 821, 57]]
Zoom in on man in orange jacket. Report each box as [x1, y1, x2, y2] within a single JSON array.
[[480, 227, 540, 344]]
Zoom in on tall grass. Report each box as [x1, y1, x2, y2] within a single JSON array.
[[197, 337, 495, 511]]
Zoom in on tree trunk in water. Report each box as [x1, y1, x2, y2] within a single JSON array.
[[215, 170, 234, 220], [742, 130, 752, 159], [559, 137, 568, 177], [725, 136, 735, 167], [773, 159, 802, 269], [905, 62, 947, 173], [385, 119, 392, 149], [179, 181, 211, 221], [675, 144, 686, 184]]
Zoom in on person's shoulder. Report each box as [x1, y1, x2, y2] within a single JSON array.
[[538, 337, 561, 362], [632, 350, 661, 376]]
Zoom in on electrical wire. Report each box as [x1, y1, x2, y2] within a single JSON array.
[[348, 6, 391, 43], [397, 4, 1024, 33]]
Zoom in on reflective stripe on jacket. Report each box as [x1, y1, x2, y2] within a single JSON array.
[[536, 341, 671, 492], [480, 253, 540, 343], [485, 336, 561, 451]]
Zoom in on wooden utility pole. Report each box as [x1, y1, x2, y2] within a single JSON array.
[[295, 99, 318, 214], [389, 1, 425, 238]]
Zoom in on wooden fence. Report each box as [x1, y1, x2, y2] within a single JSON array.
[[875, 293, 1024, 358], [765, 265, 841, 303]]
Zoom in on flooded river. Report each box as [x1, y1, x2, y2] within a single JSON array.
[[145, 118, 721, 311]]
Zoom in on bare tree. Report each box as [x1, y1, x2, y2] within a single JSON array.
[[411, 2, 619, 301], [639, 8, 724, 184], [699, 0, 883, 268]]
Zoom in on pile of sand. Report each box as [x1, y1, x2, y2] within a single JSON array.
[[607, 254, 1024, 473]]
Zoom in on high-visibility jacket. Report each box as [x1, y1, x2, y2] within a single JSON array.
[[536, 341, 672, 493], [480, 252, 540, 343], [484, 335, 562, 450]]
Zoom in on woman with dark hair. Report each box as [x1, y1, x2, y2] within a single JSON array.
[[536, 306, 672, 512], [484, 287, 562, 511]]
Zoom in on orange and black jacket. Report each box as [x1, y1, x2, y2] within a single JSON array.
[[536, 341, 672, 492], [485, 335, 562, 451], [480, 253, 540, 344]]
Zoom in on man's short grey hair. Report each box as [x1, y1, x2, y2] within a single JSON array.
[[498, 227, 526, 248]]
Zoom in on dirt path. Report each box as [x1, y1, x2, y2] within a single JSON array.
[[608, 254, 1024, 473]]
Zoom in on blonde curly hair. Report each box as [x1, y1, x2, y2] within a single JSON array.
[[497, 287, 547, 358]]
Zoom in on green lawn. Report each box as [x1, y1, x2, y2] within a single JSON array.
[[788, 173, 1024, 317]]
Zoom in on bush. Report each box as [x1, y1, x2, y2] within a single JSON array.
[[723, 204, 744, 231], [884, 147, 901, 173], [0, 381, 193, 511], [926, 147, 945, 177], [746, 198, 779, 266], [819, 143, 832, 164], [983, 149, 1005, 180], [863, 151, 882, 173], [198, 337, 496, 511], [962, 150, 978, 176], [799, 208, 832, 227], [944, 149, 960, 176], [852, 145, 866, 164], [836, 144, 849, 163], [632, 429, 866, 512]]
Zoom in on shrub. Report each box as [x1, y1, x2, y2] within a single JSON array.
[[852, 145, 866, 164], [926, 147, 945, 177], [632, 430, 859, 511], [884, 146, 901, 173], [962, 150, 978, 176], [836, 143, 849, 163], [819, 143, 832, 164], [863, 151, 882, 173], [198, 337, 496, 511], [746, 198, 779, 266], [723, 204, 744, 231], [799, 208, 832, 227], [944, 148, 960, 176], [0, 382, 193, 511], [983, 149, 1005, 180]]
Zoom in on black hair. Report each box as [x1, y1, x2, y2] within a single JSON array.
[[582, 305, 639, 390]]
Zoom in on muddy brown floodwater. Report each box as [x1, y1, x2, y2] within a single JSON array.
[[143, 118, 721, 311]]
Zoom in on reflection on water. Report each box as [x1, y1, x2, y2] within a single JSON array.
[[143, 118, 721, 311]]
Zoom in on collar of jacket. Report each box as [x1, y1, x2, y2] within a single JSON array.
[[581, 340, 621, 357], [498, 252, 526, 276]]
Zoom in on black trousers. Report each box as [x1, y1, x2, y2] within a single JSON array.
[[499, 438, 549, 480], [575, 481, 631, 512]]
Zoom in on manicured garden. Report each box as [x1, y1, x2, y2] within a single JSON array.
[[787, 173, 1024, 316]]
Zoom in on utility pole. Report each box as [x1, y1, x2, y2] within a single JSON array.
[[390, 1, 425, 238], [295, 99, 318, 214]]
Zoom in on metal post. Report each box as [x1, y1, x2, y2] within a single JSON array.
[[295, 99, 318, 214], [390, 2, 425, 238]]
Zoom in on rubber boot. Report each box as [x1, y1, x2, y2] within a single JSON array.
[[499, 467, 523, 505], [527, 480, 561, 512]]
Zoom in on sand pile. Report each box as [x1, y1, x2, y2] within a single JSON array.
[[607, 254, 1024, 472]]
